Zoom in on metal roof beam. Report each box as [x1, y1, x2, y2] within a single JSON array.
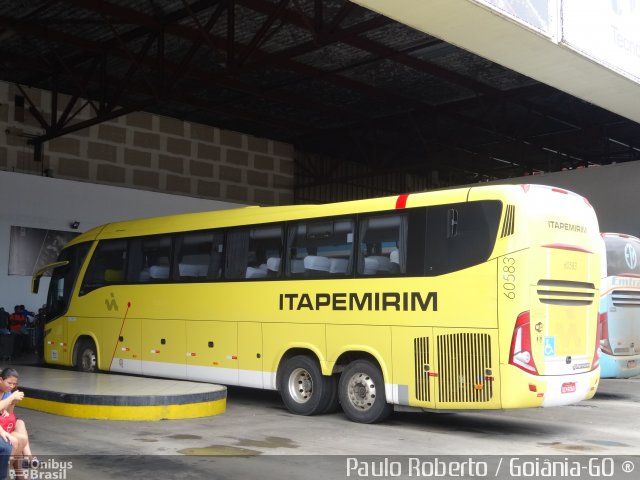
[[237, 0, 632, 150], [1, 9, 365, 122]]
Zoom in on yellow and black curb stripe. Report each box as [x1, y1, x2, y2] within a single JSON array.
[[19, 387, 227, 421]]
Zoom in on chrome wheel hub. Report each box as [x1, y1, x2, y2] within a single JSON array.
[[347, 372, 376, 411], [288, 367, 313, 403]]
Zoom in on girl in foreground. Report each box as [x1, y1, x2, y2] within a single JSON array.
[[0, 368, 38, 479]]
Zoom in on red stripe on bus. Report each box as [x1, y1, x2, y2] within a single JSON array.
[[396, 194, 409, 209]]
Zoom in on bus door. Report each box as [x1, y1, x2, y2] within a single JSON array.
[[35, 241, 92, 366], [35, 262, 70, 365]]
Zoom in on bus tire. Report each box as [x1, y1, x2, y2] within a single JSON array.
[[338, 360, 392, 423], [278, 355, 335, 416], [75, 338, 98, 373], [319, 374, 340, 414]]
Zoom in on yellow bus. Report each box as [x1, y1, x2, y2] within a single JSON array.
[[33, 184, 602, 423]]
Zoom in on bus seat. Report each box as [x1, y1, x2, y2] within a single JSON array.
[[290, 258, 305, 274], [179, 263, 209, 277], [304, 255, 331, 275], [368, 255, 391, 273], [149, 265, 170, 279], [267, 257, 281, 272], [104, 269, 124, 282], [179, 254, 210, 277], [329, 258, 348, 274], [363, 257, 379, 275], [246, 266, 268, 279]]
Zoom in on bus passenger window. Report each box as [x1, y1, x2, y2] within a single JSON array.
[[357, 214, 408, 276], [175, 231, 223, 281], [425, 201, 502, 276], [80, 239, 128, 295], [287, 218, 354, 278], [225, 225, 282, 280], [130, 235, 172, 282]]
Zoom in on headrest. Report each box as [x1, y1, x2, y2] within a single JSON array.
[[304, 255, 331, 272], [267, 257, 281, 272]]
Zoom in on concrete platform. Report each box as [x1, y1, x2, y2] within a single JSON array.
[[5, 365, 226, 421]]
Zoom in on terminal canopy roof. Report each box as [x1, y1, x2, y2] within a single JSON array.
[[1, 0, 639, 187]]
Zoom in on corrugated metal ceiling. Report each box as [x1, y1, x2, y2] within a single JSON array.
[[0, 0, 639, 192]]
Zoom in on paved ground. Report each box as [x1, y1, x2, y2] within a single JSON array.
[[10, 371, 640, 479]]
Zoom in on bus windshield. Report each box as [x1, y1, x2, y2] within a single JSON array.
[[603, 235, 640, 277], [46, 242, 91, 322]]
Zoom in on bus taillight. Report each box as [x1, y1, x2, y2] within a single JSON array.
[[509, 311, 539, 375], [598, 312, 612, 356]]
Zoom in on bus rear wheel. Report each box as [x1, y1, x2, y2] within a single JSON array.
[[75, 339, 97, 373], [339, 360, 392, 423], [278, 355, 336, 416]]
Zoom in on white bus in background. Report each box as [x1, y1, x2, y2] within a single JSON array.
[[599, 233, 640, 378]]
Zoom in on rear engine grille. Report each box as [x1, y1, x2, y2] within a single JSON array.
[[437, 333, 493, 403], [537, 279, 595, 306], [612, 290, 640, 307], [414, 337, 430, 402]]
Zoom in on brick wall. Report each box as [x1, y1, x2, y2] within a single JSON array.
[[0, 82, 294, 205]]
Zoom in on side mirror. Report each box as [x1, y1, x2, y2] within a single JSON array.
[[31, 261, 69, 294], [32, 274, 41, 294]]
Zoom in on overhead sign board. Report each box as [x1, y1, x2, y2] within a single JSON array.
[[351, 0, 640, 123], [473, 0, 640, 83], [473, 0, 554, 36], [561, 0, 640, 83]]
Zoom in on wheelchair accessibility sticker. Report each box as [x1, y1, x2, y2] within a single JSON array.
[[544, 336, 556, 357]]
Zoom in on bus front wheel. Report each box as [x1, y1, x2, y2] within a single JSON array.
[[75, 339, 97, 373], [278, 355, 336, 416], [339, 360, 392, 423]]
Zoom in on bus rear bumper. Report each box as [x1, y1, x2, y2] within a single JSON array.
[[600, 353, 640, 379], [501, 365, 599, 408], [541, 369, 600, 407]]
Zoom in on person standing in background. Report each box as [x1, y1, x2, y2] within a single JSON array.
[[0, 308, 9, 334]]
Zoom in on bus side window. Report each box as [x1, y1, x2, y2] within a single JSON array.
[[287, 218, 354, 278], [357, 214, 408, 276], [130, 235, 173, 282], [79, 239, 128, 295], [250, 225, 283, 279], [425, 201, 501, 276], [175, 231, 223, 281], [225, 225, 283, 280]]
